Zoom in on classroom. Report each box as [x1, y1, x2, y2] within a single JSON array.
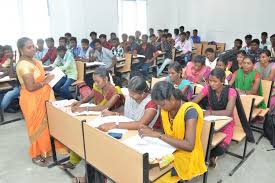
[[0, 0, 275, 183]]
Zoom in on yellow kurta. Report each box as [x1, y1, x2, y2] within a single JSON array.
[[155, 102, 207, 182]]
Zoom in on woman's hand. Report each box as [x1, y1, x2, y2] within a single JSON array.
[[43, 74, 54, 84], [71, 101, 81, 108], [138, 125, 161, 138], [203, 110, 211, 116], [98, 123, 116, 132], [101, 109, 115, 117], [71, 106, 85, 113]]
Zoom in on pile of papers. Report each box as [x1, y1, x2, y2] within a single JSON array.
[[87, 115, 133, 128], [123, 135, 176, 161]]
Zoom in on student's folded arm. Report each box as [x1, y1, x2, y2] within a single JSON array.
[[117, 108, 157, 130], [161, 118, 197, 152]]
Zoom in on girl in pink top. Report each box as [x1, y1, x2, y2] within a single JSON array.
[[193, 68, 237, 168], [182, 55, 211, 83]]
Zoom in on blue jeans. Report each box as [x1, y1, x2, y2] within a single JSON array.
[[0, 86, 20, 110], [53, 76, 75, 99], [131, 62, 150, 78]]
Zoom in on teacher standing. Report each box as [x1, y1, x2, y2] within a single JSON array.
[[16, 37, 67, 167]]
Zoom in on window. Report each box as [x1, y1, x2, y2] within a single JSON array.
[[0, 0, 50, 50], [118, 0, 147, 36]]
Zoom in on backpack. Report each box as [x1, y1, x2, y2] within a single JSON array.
[[77, 83, 92, 99], [264, 108, 275, 148]]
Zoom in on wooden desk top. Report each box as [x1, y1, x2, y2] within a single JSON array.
[[240, 95, 264, 106]]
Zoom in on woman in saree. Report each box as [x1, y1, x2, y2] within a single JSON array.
[[60, 66, 125, 173], [16, 37, 67, 167], [139, 81, 207, 182], [229, 55, 266, 109]]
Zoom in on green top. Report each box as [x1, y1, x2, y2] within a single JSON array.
[[234, 69, 266, 109], [53, 51, 77, 80]]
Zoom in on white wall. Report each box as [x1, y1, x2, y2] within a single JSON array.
[[147, 0, 275, 48], [48, 0, 118, 43]]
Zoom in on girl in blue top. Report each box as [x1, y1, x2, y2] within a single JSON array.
[[166, 62, 193, 100]]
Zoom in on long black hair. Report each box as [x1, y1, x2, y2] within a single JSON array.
[[151, 81, 183, 101]]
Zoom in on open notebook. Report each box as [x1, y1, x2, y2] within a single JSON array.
[[123, 135, 176, 161], [87, 115, 133, 128], [204, 115, 231, 121], [48, 67, 65, 87]]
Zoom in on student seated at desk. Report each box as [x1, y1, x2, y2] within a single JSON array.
[[186, 31, 194, 46], [166, 62, 193, 100], [156, 29, 163, 43], [65, 32, 72, 49], [111, 37, 124, 58], [182, 55, 211, 84], [260, 32, 270, 50], [99, 34, 112, 50], [150, 34, 161, 50], [58, 36, 67, 47], [247, 39, 262, 62], [70, 37, 81, 58], [139, 81, 207, 182], [269, 34, 275, 58], [126, 35, 139, 54], [108, 32, 117, 43], [232, 39, 243, 51], [35, 39, 48, 61], [255, 50, 275, 81], [192, 68, 237, 168], [90, 39, 117, 71], [167, 33, 175, 46], [205, 48, 218, 70], [98, 76, 161, 131], [131, 34, 158, 79], [120, 33, 129, 52], [216, 58, 233, 84], [41, 37, 57, 65], [191, 29, 201, 44], [77, 39, 93, 62], [135, 30, 142, 45], [149, 27, 154, 37], [175, 32, 192, 64], [157, 34, 173, 77], [242, 34, 252, 52], [52, 46, 77, 99], [89, 31, 97, 49], [229, 56, 266, 109], [174, 28, 180, 44], [0, 45, 13, 70], [60, 67, 124, 171]]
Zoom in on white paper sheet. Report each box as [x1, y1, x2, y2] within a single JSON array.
[[123, 135, 176, 160], [121, 88, 129, 96], [204, 115, 231, 121], [136, 54, 145, 58], [0, 72, 4, 76], [0, 76, 10, 82], [71, 111, 101, 116], [48, 67, 65, 87], [85, 62, 106, 67], [52, 99, 77, 108], [79, 103, 96, 108], [87, 115, 133, 128]]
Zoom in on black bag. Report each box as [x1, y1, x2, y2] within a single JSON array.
[[264, 108, 275, 148]]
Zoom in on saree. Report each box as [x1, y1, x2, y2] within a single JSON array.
[[16, 58, 67, 158], [154, 102, 206, 182], [234, 69, 266, 109]]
